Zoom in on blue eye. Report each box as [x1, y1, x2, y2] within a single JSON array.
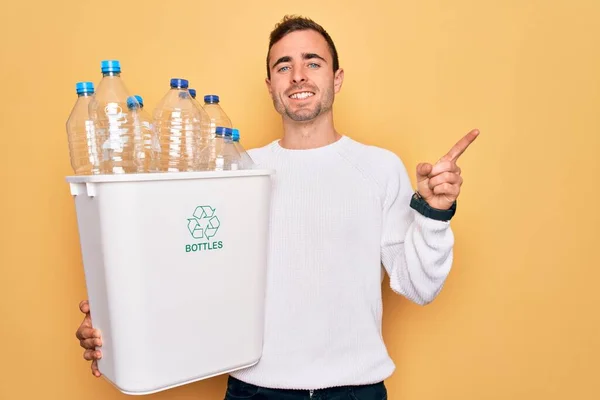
[[308, 63, 320, 68], [278, 66, 290, 72]]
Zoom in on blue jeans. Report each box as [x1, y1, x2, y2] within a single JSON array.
[[224, 375, 387, 400]]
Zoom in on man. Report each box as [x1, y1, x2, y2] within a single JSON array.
[[76, 15, 478, 399]]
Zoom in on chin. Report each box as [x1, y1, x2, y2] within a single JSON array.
[[286, 108, 321, 122]]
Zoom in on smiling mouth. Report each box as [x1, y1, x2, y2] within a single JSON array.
[[289, 91, 315, 100]]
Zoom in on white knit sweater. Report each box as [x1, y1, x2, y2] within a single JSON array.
[[230, 135, 454, 390]]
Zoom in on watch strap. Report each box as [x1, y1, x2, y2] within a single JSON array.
[[409, 192, 457, 221]]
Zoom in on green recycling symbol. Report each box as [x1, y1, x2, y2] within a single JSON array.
[[187, 206, 220, 239]]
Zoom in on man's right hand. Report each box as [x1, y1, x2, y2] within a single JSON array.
[[75, 300, 103, 377]]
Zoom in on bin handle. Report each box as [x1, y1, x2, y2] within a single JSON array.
[[69, 182, 97, 198], [86, 183, 97, 197]]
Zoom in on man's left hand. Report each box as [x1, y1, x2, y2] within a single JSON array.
[[415, 129, 480, 210]]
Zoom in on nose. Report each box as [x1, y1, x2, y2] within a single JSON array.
[[291, 67, 307, 85]]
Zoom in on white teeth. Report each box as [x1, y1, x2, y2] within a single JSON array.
[[290, 92, 314, 99]]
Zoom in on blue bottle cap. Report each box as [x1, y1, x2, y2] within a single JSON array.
[[75, 82, 94, 95], [215, 126, 227, 137], [188, 88, 197, 99], [232, 128, 240, 141], [126, 96, 141, 110], [101, 60, 121, 74], [134, 95, 144, 107], [170, 78, 189, 89], [204, 94, 220, 104], [223, 127, 233, 137]]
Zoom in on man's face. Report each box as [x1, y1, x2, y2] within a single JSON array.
[[266, 29, 344, 122]]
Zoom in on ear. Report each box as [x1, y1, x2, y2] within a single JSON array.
[[265, 77, 273, 97], [333, 68, 344, 94]]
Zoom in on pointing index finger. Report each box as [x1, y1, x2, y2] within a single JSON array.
[[442, 129, 480, 162]]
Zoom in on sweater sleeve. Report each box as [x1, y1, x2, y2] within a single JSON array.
[[380, 156, 455, 305]]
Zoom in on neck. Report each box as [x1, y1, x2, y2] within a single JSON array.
[[278, 110, 341, 150]]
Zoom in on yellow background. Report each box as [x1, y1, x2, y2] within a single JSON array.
[[1, 0, 598, 399]]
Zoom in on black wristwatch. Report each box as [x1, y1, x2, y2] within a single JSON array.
[[409, 192, 457, 221]]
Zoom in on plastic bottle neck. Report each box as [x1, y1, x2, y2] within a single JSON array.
[[102, 72, 121, 77], [77, 92, 94, 98]]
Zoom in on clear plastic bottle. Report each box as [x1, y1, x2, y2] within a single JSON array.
[[66, 82, 100, 175], [203, 95, 232, 136], [127, 95, 157, 173], [213, 126, 227, 171], [231, 128, 255, 169], [153, 78, 205, 172], [88, 60, 138, 174], [188, 88, 212, 140], [215, 127, 241, 171]]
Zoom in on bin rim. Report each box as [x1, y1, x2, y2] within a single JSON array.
[[65, 168, 276, 184]]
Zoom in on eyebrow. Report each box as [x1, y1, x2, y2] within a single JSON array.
[[303, 53, 326, 63], [272, 56, 292, 70], [271, 53, 328, 70]]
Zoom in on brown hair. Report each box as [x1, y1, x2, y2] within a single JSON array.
[[266, 15, 340, 79]]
